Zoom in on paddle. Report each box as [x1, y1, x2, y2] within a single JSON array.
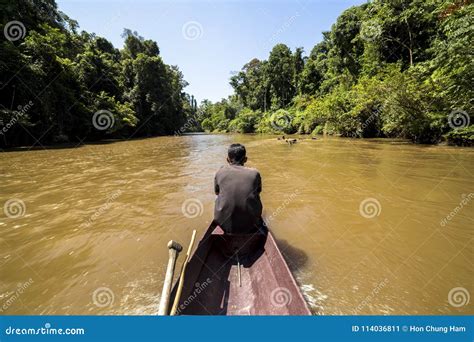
[[170, 229, 197, 316], [158, 240, 183, 315]]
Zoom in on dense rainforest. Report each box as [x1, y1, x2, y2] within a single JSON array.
[[198, 0, 473, 146], [1, 0, 472, 148], [0, 0, 195, 148]]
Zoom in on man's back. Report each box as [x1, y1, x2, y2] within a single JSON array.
[[214, 164, 263, 234]]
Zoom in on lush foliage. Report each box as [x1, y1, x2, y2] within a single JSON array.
[[0, 1, 193, 147], [199, 0, 473, 145]]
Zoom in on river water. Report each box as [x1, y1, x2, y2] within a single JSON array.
[[1, 134, 473, 315]]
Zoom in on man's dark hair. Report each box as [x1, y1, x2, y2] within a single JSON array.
[[228, 143, 246, 164]]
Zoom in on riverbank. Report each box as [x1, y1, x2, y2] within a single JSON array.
[[2, 130, 473, 152], [0, 134, 181, 152]]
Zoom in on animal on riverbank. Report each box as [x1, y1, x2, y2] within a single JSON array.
[[286, 139, 297, 145]]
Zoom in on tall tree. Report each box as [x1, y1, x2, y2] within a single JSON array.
[[267, 44, 296, 108]]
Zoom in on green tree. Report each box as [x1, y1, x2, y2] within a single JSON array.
[[267, 44, 296, 108]]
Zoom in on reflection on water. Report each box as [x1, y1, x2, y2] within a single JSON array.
[[0, 134, 473, 315]]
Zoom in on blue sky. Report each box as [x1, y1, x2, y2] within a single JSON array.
[[57, 0, 366, 102]]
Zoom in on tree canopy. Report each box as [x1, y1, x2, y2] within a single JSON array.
[[0, 0, 193, 147], [198, 0, 473, 146]]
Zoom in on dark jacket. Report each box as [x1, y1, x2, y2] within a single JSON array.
[[214, 164, 263, 234]]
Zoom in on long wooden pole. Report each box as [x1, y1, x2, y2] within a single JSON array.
[[170, 229, 197, 315], [158, 240, 183, 315]]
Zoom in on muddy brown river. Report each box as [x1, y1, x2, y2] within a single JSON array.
[[1, 134, 473, 315]]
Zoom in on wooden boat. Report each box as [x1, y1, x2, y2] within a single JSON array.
[[169, 224, 311, 315]]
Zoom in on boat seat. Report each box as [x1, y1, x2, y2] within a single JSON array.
[[211, 225, 268, 237], [211, 226, 267, 260]]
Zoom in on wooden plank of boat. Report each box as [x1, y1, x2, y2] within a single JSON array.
[[168, 224, 311, 315]]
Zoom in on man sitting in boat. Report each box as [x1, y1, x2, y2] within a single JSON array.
[[214, 143, 264, 234]]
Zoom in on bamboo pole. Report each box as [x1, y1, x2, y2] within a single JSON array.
[[170, 229, 197, 315], [158, 240, 183, 315]]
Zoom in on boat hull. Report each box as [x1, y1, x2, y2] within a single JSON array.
[[169, 225, 311, 315]]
